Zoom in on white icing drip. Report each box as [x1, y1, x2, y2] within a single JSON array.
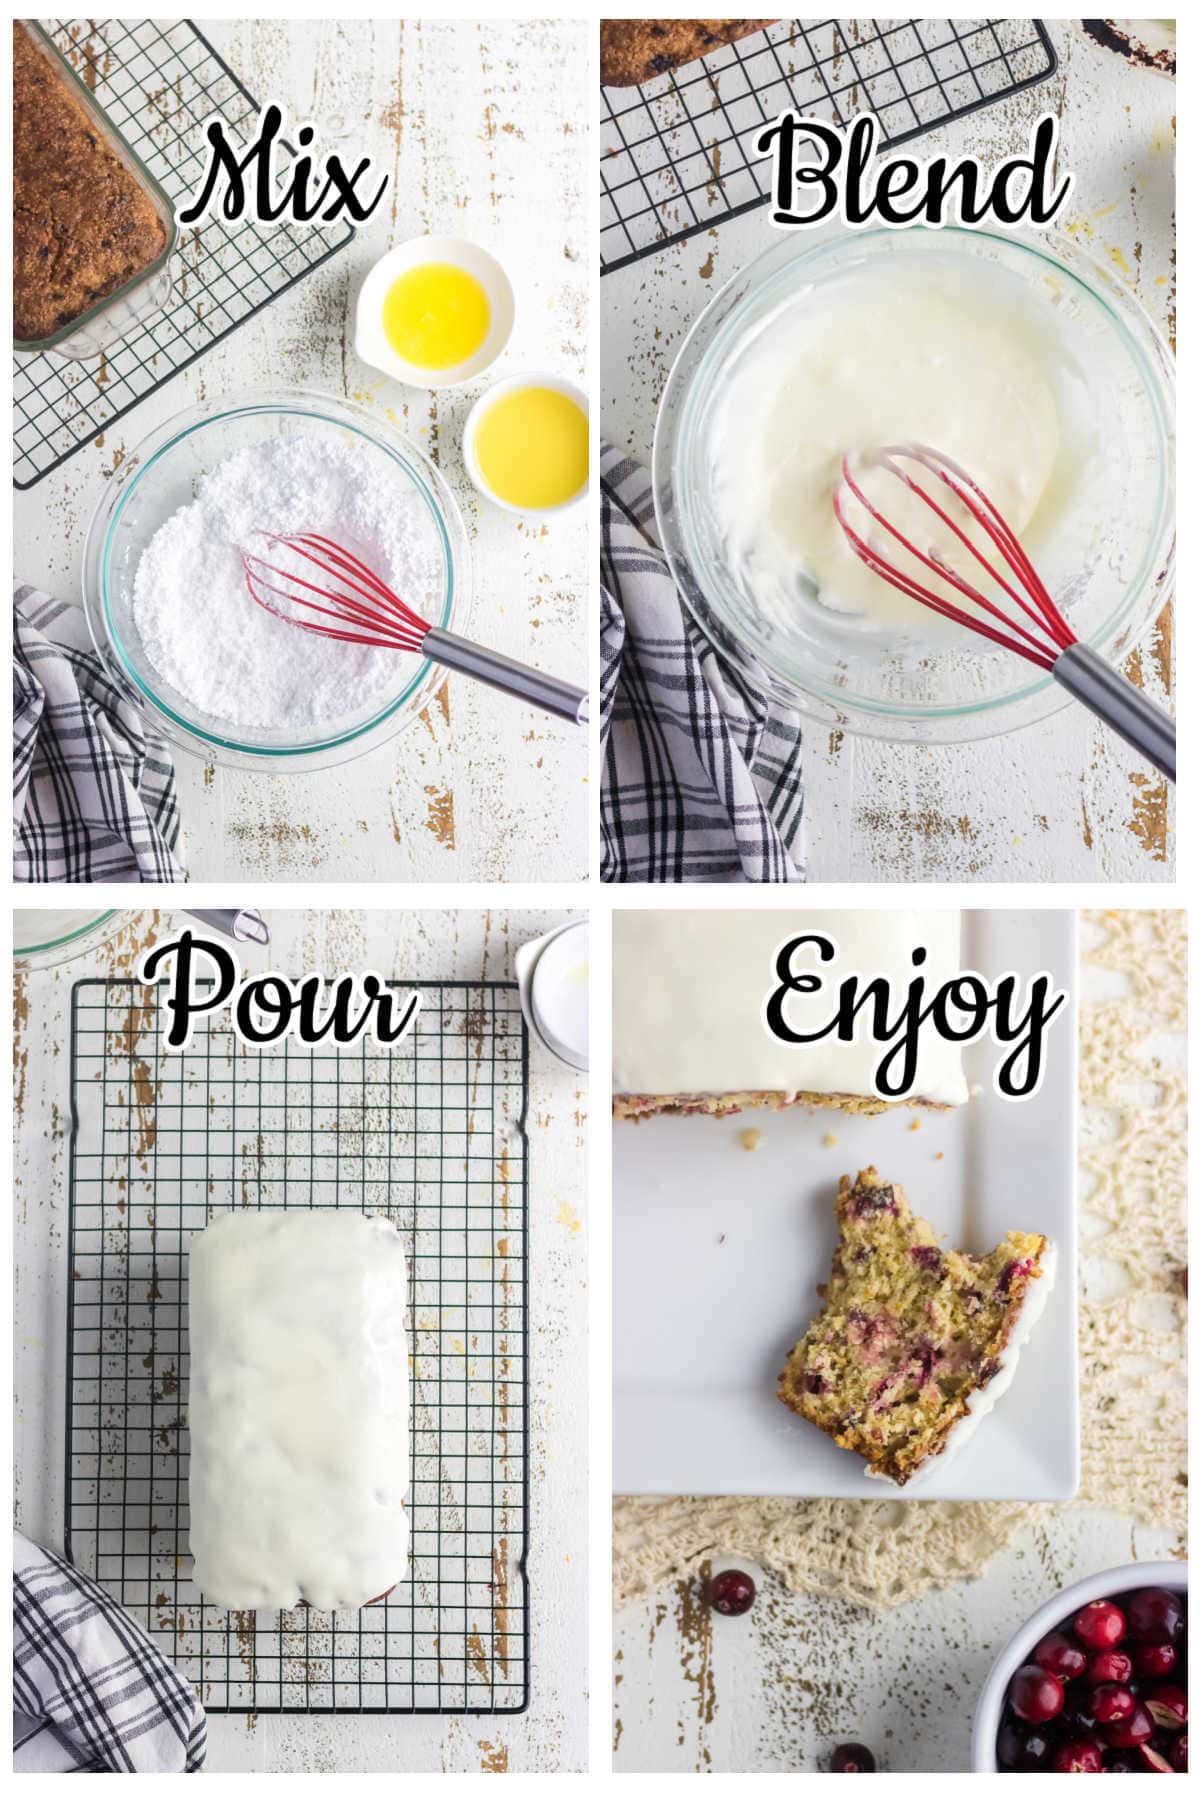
[[188, 1210, 410, 1611], [612, 910, 969, 1106], [869, 1238, 1059, 1488]]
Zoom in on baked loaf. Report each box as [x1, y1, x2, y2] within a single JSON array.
[[612, 910, 970, 1119], [188, 1210, 410, 1612], [601, 18, 776, 87], [13, 22, 168, 342], [778, 1167, 1055, 1485]]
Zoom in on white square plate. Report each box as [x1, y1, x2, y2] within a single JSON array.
[[613, 909, 1079, 1501]]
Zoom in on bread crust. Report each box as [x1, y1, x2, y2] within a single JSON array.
[[613, 1089, 951, 1120], [601, 18, 776, 88], [13, 22, 167, 342]]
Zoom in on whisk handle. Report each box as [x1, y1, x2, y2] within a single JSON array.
[[1055, 643, 1176, 783], [424, 628, 589, 725]]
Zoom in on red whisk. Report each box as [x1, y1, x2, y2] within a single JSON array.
[[242, 531, 588, 725], [833, 444, 1174, 781]]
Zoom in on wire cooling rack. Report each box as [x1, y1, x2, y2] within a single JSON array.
[[65, 979, 530, 1716], [14, 19, 355, 490], [600, 18, 1057, 273]]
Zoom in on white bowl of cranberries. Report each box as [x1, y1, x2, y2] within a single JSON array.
[[973, 1562, 1187, 1772]]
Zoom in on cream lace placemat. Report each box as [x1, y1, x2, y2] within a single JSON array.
[[613, 909, 1187, 1611]]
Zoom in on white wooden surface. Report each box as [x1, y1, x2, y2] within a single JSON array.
[[13, 907, 589, 1773], [15, 19, 589, 883], [601, 22, 1175, 881], [613, 1514, 1179, 1775]]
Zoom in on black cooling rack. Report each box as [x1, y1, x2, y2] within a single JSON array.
[[600, 18, 1057, 273], [65, 978, 530, 1716], [14, 19, 356, 490]]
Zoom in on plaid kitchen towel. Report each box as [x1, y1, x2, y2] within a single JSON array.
[[14, 583, 186, 883], [13, 1532, 206, 1772], [600, 444, 805, 882]]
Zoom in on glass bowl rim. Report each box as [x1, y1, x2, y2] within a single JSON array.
[[13, 909, 118, 958]]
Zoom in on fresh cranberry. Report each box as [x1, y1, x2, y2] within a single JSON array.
[[1145, 1685, 1187, 1731], [1062, 1680, 1100, 1728], [1093, 1682, 1136, 1724], [1086, 1648, 1132, 1685], [1053, 1737, 1105, 1773], [1009, 1664, 1064, 1725], [1035, 1630, 1087, 1681], [1104, 1702, 1154, 1749], [707, 1569, 755, 1616], [829, 1743, 876, 1772], [996, 1718, 1025, 1770], [1171, 1733, 1188, 1773], [1017, 1731, 1054, 1771], [1131, 1745, 1174, 1772], [1124, 1587, 1184, 1647], [1133, 1640, 1179, 1680], [1073, 1598, 1126, 1650]]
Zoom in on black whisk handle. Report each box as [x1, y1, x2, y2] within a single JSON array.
[[1054, 643, 1176, 783], [424, 627, 589, 725]]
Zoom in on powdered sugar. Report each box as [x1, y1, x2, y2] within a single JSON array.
[[132, 433, 444, 733]]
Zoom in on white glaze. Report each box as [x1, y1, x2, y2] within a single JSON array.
[[712, 262, 1073, 631], [872, 1238, 1059, 1489], [612, 910, 968, 1106], [188, 1210, 409, 1611]]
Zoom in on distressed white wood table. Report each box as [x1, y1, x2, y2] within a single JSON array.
[[14, 907, 588, 1772], [601, 22, 1175, 881], [15, 18, 588, 883], [613, 1514, 1178, 1774]]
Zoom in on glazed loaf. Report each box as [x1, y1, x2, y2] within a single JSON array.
[[13, 22, 167, 342], [601, 18, 776, 87], [188, 1210, 409, 1612], [612, 910, 970, 1116]]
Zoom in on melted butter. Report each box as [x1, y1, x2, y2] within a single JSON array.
[[382, 262, 490, 370], [474, 384, 588, 509]]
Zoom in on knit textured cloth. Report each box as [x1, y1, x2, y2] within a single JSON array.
[[600, 444, 805, 882], [14, 583, 185, 883]]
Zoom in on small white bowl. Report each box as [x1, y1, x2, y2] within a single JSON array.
[[972, 1560, 1188, 1771], [354, 236, 514, 389], [514, 920, 588, 1072], [462, 371, 589, 517]]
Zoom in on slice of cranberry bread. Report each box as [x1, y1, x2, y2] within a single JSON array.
[[778, 1167, 1055, 1486]]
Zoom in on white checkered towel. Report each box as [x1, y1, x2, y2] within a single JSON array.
[[600, 445, 805, 882], [14, 583, 185, 883], [13, 1532, 206, 1772]]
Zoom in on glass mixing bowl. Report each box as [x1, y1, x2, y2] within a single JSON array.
[[654, 226, 1175, 744], [82, 390, 469, 769], [14, 909, 129, 971]]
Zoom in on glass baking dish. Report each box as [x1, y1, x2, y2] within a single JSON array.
[[13, 20, 178, 361]]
